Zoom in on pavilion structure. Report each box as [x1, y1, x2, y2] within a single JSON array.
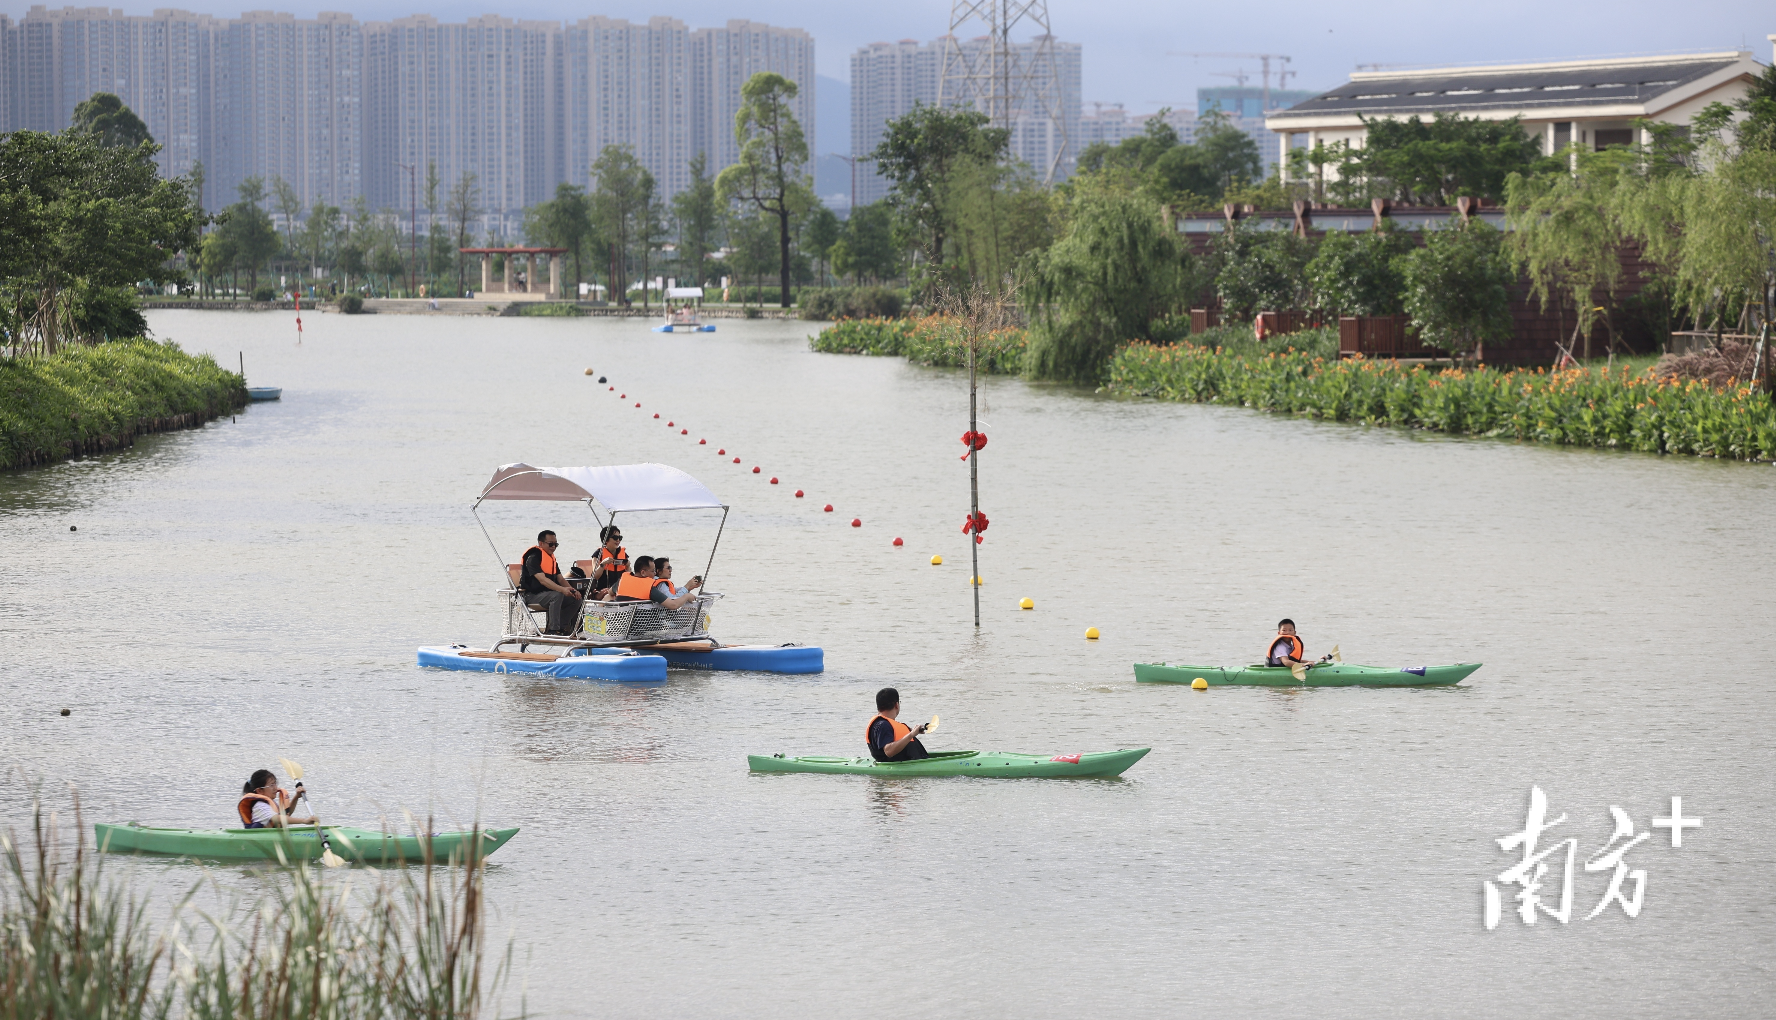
[[459, 246, 569, 298]]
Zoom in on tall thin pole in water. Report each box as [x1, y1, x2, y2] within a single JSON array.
[[969, 343, 980, 628]]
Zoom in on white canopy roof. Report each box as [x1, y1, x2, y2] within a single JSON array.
[[666, 286, 704, 298], [479, 463, 722, 511]]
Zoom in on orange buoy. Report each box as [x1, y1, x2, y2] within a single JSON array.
[[850, 518, 861, 527], [893, 537, 903, 546], [823, 504, 833, 512]]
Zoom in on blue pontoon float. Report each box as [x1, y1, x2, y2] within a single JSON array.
[[417, 462, 821, 681]]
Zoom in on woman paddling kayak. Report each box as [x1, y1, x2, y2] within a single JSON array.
[[237, 768, 315, 829]]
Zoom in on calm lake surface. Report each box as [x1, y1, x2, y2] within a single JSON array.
[[3, 310, 1773, 1018]]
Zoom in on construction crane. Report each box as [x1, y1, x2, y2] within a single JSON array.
[[1168, 52, 1295, 111]]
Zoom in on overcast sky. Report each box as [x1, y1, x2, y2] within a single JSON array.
[[20, 0, 1770, 112]]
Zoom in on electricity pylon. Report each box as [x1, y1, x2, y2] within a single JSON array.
[[938, 0, 1070, 182]]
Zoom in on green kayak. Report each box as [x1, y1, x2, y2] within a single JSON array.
[[94, 822, 518, 864], [1133, 661, 1481, 687], [748, 748, 1149, 778]]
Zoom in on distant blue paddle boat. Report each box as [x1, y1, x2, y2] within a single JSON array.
[[652, 287, 716, 332], [246, 386, 281, 400]]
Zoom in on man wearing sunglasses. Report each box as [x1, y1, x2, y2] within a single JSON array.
[[521, 529, 583, 635]]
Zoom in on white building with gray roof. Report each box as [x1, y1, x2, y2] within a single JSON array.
[[1266, 43, 1772, 178]]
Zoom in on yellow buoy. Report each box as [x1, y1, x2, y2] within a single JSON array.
[[1019, 597, 1033, 610], [969, 575, 984, 586], [930, 554, 943, 565], [1192, 677, 1208, 690], [1085, 627, 1100, 640]]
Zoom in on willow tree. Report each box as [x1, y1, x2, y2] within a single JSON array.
[[1021, 185, 1195, 382], [716, 72, 811, 308], [1505, 150, 1635, 357]]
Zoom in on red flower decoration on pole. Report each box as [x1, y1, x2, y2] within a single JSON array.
[[961, 511, 989, 542], [959, 430, 988, 461]]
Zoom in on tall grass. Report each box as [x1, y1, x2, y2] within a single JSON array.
[[2, 796, 518, 1020], [809, 316, 1028, 375], [0, 339, 246, 471], [1109, 342, 1776, 460]]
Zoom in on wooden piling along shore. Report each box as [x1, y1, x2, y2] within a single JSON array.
[[0, 339, 247, 472]]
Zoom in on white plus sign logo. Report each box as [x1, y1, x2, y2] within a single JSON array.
[[1652, 797, 1702, 847]]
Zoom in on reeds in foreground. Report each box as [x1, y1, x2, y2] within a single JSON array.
[[2, 795, 519, 1020]]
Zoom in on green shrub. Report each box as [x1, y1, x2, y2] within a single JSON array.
[[1305, 226, 1414, 316], [809, 317, 915, 355], [798, 286, 905, 321], [1188, 323, 1339, 360], [1106, 342, 1776, 461], [251, 286, 275, 302], [338, 294, 364, 314], [518, 302, 584, 317], [0, 338, 247, 470], [1214, 229, 1315, 319]]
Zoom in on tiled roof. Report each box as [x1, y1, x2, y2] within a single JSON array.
[[1271, 57, 1741, 121]]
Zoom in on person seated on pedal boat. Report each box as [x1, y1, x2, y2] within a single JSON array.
[[606, 555, 664, 603], [589, 525, 629, 598], [523, 530, 583, 635], [867, 687, 931, 762], [651, 558, 704, 610], [238, 769, 315, 829], [1265, 619, 1311, 668]]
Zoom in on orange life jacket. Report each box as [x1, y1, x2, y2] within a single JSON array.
[[596, 546, 628, 573], [1266, 633, 1305, 664], [615, 571, 659, 600], [657, 578, 681, 598], [237, 789, 291, 827], [866, 713, 911, 748], [524, 545, 559, 577]]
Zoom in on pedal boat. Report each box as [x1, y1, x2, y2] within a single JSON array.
[[651, 288, 715, 332], [418, 462, 821, 681], [1133, 661, 1481, 687]]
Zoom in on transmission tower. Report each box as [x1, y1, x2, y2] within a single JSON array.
[[938, 0, 1070, 182]]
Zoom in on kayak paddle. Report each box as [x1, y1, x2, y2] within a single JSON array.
[[279, 757, 346, 868], [925, 715, 940, 734]]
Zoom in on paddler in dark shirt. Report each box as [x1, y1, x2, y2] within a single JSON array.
[[521, 530, 582, 635], [867, 687, 930, 762]]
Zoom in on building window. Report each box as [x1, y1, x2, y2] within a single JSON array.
[[1553, 122, 1571, 151], [1594, 128, 1633, 150]]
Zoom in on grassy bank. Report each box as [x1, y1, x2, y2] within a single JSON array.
[[0, 339, 246, 471], [1108, 342, 1776, 461], [809, 317, 1028, 375]]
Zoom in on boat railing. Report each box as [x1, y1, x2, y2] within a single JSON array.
[[500, 587, 721, 648]]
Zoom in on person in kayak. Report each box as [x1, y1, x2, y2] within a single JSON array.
[[868, 687, 930, 762], [238, 769, 315, 829], [1266, 619, 1308, 668], [522, 530, 583, 635]]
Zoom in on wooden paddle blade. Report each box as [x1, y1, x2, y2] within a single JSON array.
[[1289, 661, 1308, 682], [320, 847, 346, 868], [926, 715, 940, 734], [1330, 644, 1342, 663], [278, 758, 304, 780]]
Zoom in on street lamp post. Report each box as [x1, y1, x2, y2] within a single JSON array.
[[397, 162, 417, 297]]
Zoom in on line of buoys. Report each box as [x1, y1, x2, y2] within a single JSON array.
[[717, 448, 725, 454], [969, 575, 984, 586], [699, 438, 706, 444], [1085, 627, 1100, 640], [1019, 597, 1033, 610], [681, 429, 688, 434], [732, 457, 741, 464], [653, 413, 659, 418]]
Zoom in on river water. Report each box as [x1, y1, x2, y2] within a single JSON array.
[[3, 310, 1773, 1017]]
